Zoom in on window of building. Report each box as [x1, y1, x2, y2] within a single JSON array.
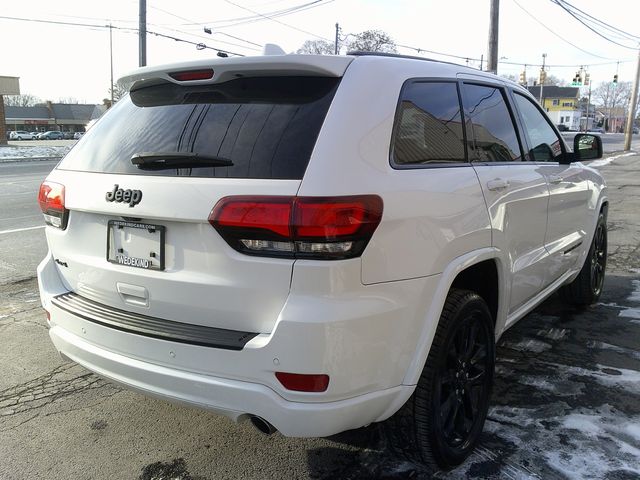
[[552, 99, 560, 106]]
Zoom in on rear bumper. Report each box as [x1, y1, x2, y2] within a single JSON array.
[[39, 251, 440, 437], [50, 325, 411, 437]]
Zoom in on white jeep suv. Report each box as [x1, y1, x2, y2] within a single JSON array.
[[37, 52, 607, 471]]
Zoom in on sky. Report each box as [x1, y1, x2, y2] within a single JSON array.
[[1, 0, 638, 104]]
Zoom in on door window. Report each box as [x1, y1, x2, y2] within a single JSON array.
[[462, 84, 521, 162], [513, 93, 564, 162]]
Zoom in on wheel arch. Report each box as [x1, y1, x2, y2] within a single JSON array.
[[400, 248, 505, 387]]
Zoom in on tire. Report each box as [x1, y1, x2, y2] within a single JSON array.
[[382, 289, 495, 471], [560, 212, 607, 305], [17, 137, 23, 141]]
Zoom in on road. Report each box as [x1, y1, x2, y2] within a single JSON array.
[[562, 132, 640, 152], [0, 161, 56, 285], [1, 155, 639, 479]]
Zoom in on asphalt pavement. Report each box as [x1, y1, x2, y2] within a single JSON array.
[[0, 160, 56, 285], [0, 152, 639, 479]]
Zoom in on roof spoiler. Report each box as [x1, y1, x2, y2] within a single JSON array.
[[119, 55, 354, 92]]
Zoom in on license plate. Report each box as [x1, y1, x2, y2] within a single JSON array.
[[107, 220, 165, 270]]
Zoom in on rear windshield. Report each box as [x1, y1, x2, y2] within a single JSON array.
[[57, 76, 340, 179]]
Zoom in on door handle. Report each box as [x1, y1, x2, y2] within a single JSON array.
[[487, 178, 510, 191]]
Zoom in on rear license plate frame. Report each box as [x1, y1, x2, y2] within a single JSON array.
[[106, 220, 165, 271]]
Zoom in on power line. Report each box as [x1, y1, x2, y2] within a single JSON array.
[[221, 0, 332, 40], [166, 0, 334, 28], [511, 0, 615, 60], [0, 15, 244, 56], [551, 0, 639, 50], [144, 5, 263, 49], [553, 0, 640, 42]]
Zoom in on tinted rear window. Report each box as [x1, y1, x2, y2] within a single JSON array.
[[57, 76, 340, 179], [391, 81, 466, 165]]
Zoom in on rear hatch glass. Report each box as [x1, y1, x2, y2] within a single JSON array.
[[58, 76, 340, 179]]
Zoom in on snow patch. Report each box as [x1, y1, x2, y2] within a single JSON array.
[[0, 145, 70, 159], [619, 308, 640, 320], [502, 338, 551, 353], [628, 279, 640, 302], [588, 151, 635, 168], [536, 328, 569, 341]]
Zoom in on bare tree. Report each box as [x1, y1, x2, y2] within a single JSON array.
[[109, 81, 129, 102], [348, 30, 397, 53], [3, 94, 42, 107], [592, 81, 631, 109], [57, 97, 81, 104], [296, 40, 334, 55]]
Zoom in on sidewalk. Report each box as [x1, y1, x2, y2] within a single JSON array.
[[595, 151, 640, 274]]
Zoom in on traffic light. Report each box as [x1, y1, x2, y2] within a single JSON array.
[[519, 70, 526, 85], [584, 72, 590, 86], [613, 74, 618, 84], [571, 71, 582, 86], [539, 69, 547, 84]]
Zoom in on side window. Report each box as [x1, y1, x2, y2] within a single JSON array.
[[461, 83, 522, 162], [513, 93, 564, 162], [392, 82, 466, 165]]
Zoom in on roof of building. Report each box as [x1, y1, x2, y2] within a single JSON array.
[[526, 86, 579, 99], [50, 103, 97, 121], [5, 105, 52, 120]]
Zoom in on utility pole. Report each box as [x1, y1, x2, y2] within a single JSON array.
[[585, 80, 592, 132], [487, 0, 499, 74], [480, 54, 484, 71], [334, 23, 339, 55], [109, 23, 114, 107], [624, 46, 640, 151], [139, 0, 147, 67], [539, 53, 547, 106]]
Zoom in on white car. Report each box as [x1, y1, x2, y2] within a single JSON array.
[[10, 130, 37, 140], [37, 53, 607, 471]]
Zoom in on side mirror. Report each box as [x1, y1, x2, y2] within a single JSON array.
[[573, 133, 603, 161]]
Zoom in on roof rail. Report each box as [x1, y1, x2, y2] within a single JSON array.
[[346, 50, 467, 69]]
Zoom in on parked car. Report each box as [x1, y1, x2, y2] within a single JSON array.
[[589, 126, 605, 134], [73, 132, 84, 140], [37, 131, 65, 140], [63, 131, 75, 140], [556, 124, 569, 131], [633, 126, 639, 134], [37, 52, 607, 472], [10, 130, 37, 140]]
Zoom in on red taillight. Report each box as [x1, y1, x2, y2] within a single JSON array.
[[169, 69, 214, 81], [212, 197, 292, 238], [209, 195, 383, 260], [38, 181, 68, 229], [275, 372, 329, 392]]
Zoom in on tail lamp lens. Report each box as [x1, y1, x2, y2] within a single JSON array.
[[209, 195, 383, 260], [275, 372, 329, 392], [38, 181, 68, 229]]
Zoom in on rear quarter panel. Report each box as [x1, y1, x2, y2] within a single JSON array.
[[298, 56, 491, 284]]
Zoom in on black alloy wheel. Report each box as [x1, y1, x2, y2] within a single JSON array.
[[435, 311, 492, 450], [382, 289, 495, 471], [590, 219, 607, 297]]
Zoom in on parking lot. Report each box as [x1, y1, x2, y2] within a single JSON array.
[[0, 154, 639, 479]]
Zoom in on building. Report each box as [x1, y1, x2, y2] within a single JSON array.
[[527, 86, 581, 131], [4, 101, 106, 134]]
